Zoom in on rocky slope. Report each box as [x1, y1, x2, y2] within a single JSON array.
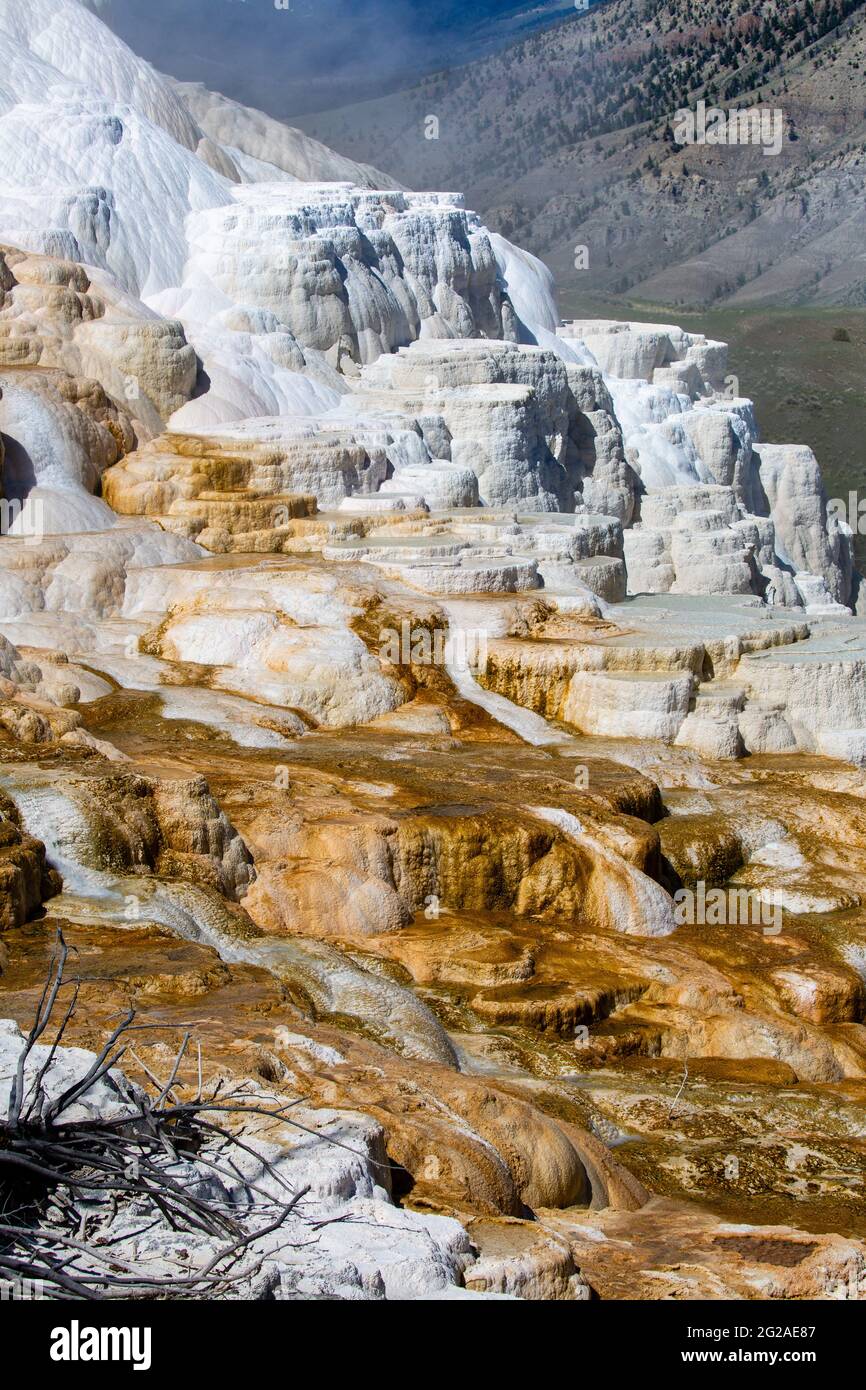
[[1, 0, 866, 1301], [303, 0, 866, 308]]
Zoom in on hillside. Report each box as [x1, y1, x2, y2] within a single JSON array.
[[303, 0, 866, 308]]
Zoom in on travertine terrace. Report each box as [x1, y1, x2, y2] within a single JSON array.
[[0, 0, 865, 1302]]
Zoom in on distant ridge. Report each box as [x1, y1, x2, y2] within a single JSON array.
[[303, 0, 866, 308]]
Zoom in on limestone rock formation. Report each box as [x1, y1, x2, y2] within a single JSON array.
[[173, 79, 400, 190], [0, 0, 865, 1304], [0, 789, 60, 931]]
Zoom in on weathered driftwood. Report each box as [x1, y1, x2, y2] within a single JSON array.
[[0, 930, 319, 1299]]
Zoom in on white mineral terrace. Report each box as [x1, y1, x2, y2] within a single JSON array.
[[1, 0, 865, 1304]]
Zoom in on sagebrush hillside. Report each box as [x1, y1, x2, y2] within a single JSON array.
[[304, 0, 866, 308]]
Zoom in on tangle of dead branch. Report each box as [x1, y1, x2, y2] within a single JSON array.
[[0, 930, 321, 1300]]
